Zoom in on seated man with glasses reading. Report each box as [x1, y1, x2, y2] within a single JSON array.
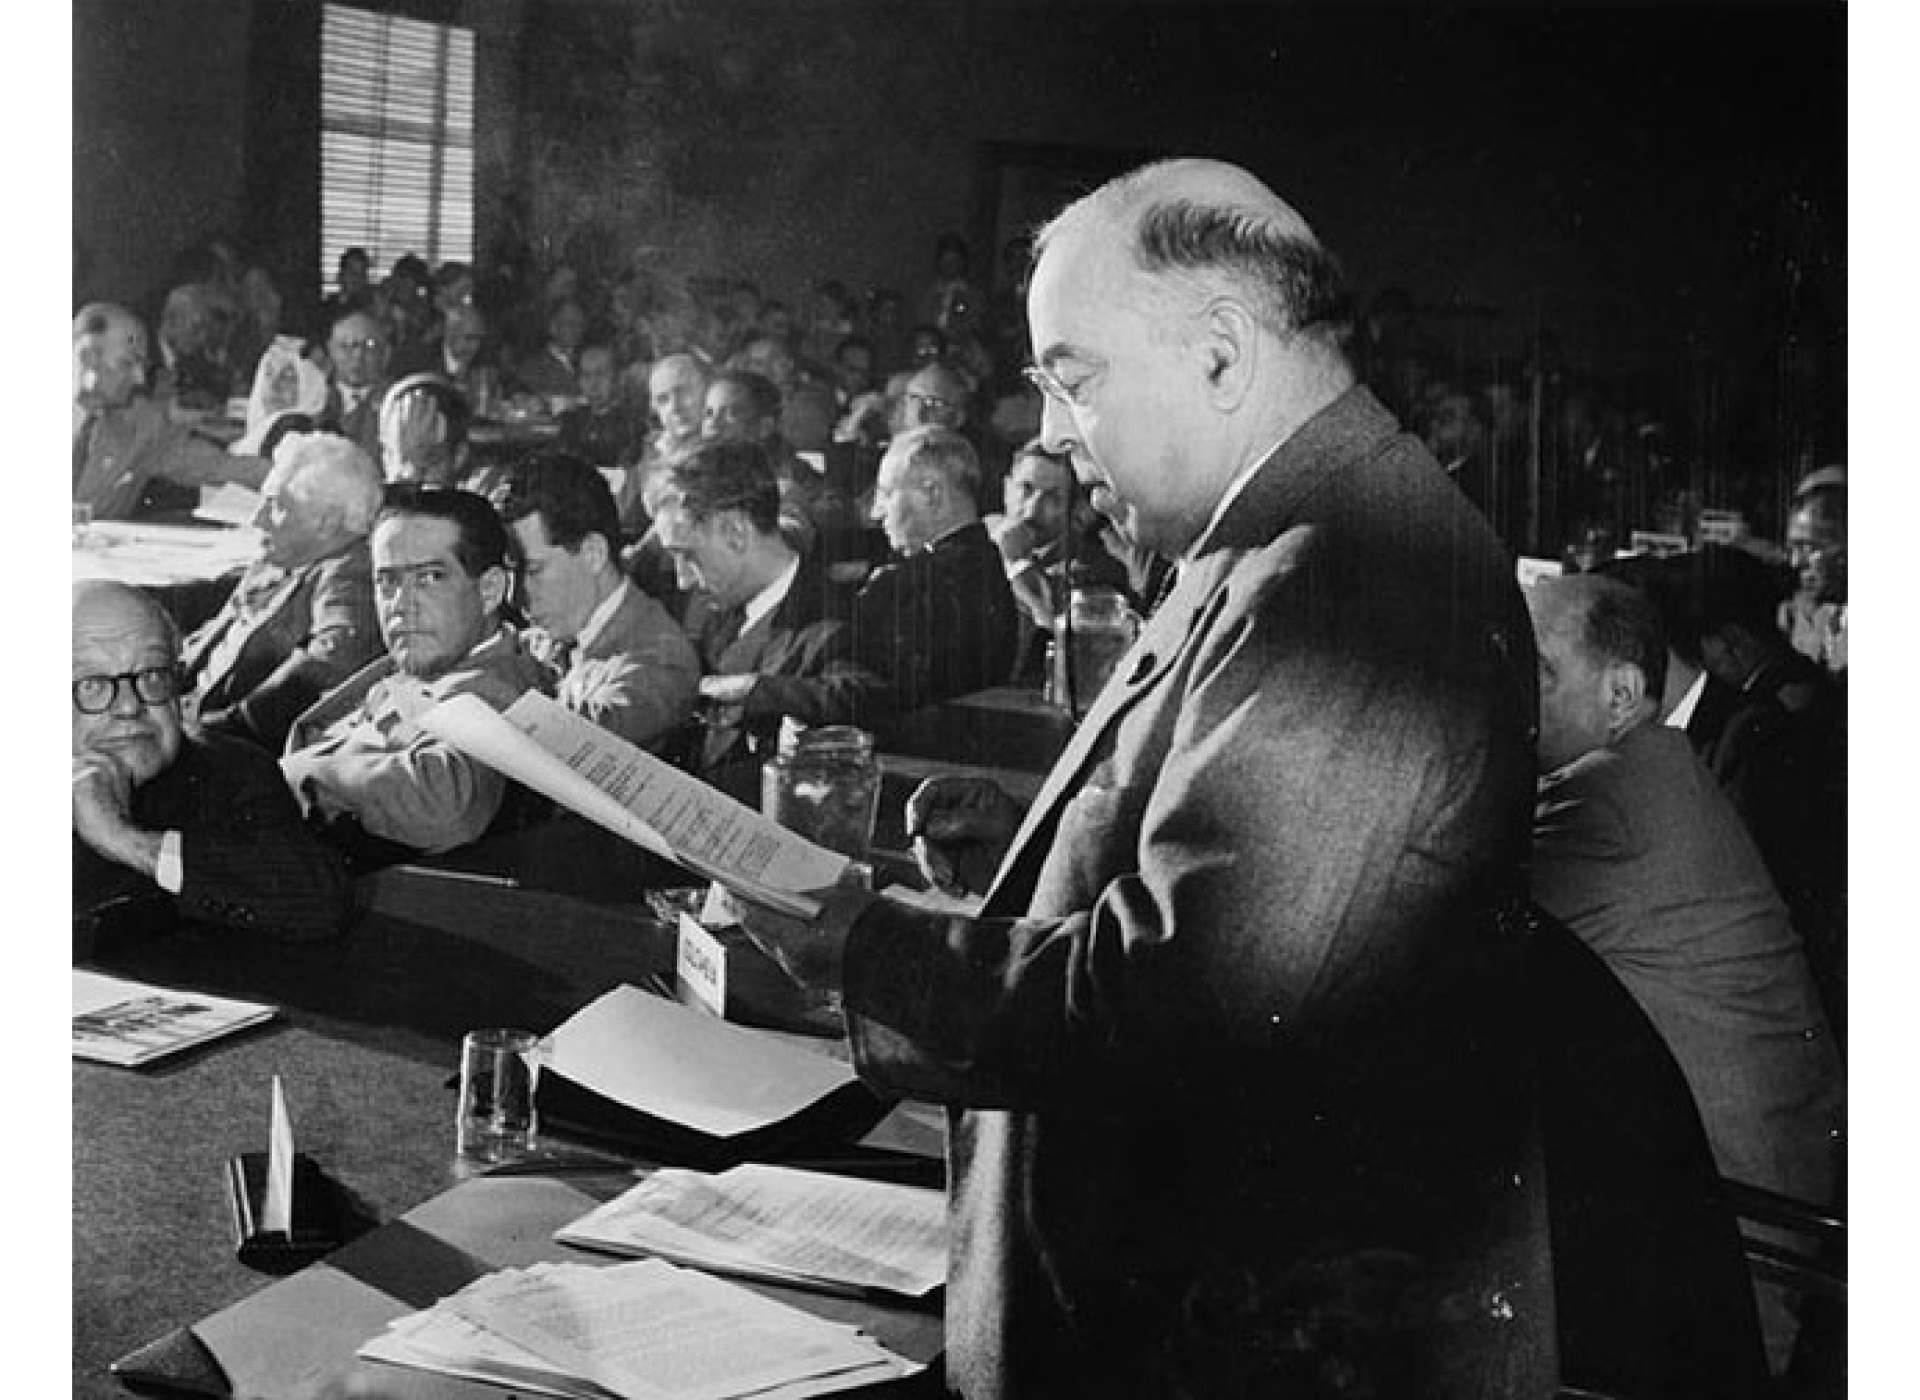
[[73, 581, 352, 953]]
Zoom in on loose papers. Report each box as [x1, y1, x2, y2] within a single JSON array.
[[72, 969, 275, 1067], [543, 986, 859, 1142], [359, 1258, 919, 1400], [420, 690, 847, 918], [558, 1164, 947, 1299]]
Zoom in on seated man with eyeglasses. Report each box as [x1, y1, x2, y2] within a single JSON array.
[[73, 581, 352, 954]]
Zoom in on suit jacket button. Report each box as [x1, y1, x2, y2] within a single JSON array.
[[1127, 654, 1155, 684]]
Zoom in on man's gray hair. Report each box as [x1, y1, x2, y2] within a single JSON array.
[[273, 431, 384, 535], [886, 425, 982, 508], [1035, 160, 1353, 344]]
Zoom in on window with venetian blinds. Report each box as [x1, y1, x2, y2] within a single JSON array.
[[319, 2, 474, 287]]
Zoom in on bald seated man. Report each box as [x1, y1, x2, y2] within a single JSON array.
[[730, 157, 1561, 1397], [73, 581, 351, 952], [73, 303, 268, 520], [181, 432, 387, 751]]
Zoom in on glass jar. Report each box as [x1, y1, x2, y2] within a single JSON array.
[[760, 720, 881, 861], [1047, 585, 1141, 716]]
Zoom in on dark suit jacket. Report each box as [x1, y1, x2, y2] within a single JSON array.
[[74, 397, 267, 521], [183, 542, 383, 752], [682, 558, 889, 793], [841, 386, 1556, 1397], [1532, 723, 1844, 1209], [852, 520, 1020, 719], [74, 735, 353, 954]]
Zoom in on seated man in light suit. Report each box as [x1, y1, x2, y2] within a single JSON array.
[[1526, 571, 1844, 1375], [73, 581, 351, 953], [73, 302, 267, 520], [282, 487, 549, 867], [496, 452, 700, 751], [181, 432, 386, 752]]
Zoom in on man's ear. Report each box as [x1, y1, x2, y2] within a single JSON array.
[[1601, 660, 1649, 733], [477, 563, 511, 615], [1198, 296, 1259, 408], [580, 531, 611, 573]]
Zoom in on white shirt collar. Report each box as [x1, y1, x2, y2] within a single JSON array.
[[1663, 668, 1707, 730], [741, 554, 801, 636], [574, 579, 629, 653], [1184, 432, 1291, 562]]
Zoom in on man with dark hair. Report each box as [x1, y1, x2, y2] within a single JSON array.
[[511, 297, 588, 403], [654, 441, 884, 797], [731, 158, 1602, 1396], [701, 368, 847, 557], [853, 426, 1018, 715], [74, 581, 351, 952], [1527, 571, 1843, 1374], [182, 432, 386, 752], [281, 486, 548, 864], [73, 302, 267, 519], [556, 345, 648, 471], [498, 453, 699, 752]]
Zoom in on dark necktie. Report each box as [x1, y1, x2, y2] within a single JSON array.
[[702, 606, 747, 670], [73, 412, 99, 494]]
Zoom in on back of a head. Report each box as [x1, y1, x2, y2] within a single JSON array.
[[376, 484, 512, 579], [713, 368, 783, 426], [1551, 573, 1670, 700], [383, 373, 472, 450], [666, 440, 783, 538], [1666, 545, 1792, 650], [497, 452, 622, 555], [275, 431, 385, 536], [1036, 157, 1354, 351], [888, 424, 983, 514]]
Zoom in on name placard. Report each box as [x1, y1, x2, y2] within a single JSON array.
[[675, 912, 729, 1019]]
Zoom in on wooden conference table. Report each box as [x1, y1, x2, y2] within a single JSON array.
[[73, 689, 1073, 1400]]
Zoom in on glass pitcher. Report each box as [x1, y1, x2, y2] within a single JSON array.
[[1047, 585, 1141, 717]]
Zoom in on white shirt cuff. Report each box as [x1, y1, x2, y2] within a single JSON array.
[[156, 830, 184, 894]]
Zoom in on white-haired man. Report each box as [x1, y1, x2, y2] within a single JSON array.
[[181, 432, 386, 751], [73, 302, 267, 519]]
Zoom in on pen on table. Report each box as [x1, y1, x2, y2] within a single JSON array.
[[392, 864, 521, 889]]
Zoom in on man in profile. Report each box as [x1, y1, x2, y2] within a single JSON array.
[[654, 441, 884, 798], [853, 425, 1018, 714], [73, 302, 267, 519], [282, 487, 548, 864], [497, 453, 699, 751], [732, 159, 1561, 1396], [181, 432, 386, 752], [74, 580, 350, 951]]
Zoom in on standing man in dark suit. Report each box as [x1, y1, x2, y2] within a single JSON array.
[[853, 426, 1018, 717], [1526, 571, 1843, 1375], [73, 581, 351, 951], [654, 441, 886, 800], [181, 432, 386, 752], [729, 159, 1577, 1397], [497, 452, 700, 752]]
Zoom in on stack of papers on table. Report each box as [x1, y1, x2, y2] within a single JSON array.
[[72, 969, 275, 1067], [360, 1258, 920, 1399], [558, 1163, 947, 1299]]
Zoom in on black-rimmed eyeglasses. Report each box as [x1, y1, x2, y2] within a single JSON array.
[[73, 667, 181, 715]]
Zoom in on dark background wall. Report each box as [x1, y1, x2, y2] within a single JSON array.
[[72, 0, 1845, 476]]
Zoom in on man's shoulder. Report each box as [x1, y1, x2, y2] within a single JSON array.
[[438, 627, 550, 706]]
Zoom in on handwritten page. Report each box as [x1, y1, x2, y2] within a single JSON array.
[[419, 691, 846, 917], [558, 1163, 946, 1298], [543, 985, 857, 1141]]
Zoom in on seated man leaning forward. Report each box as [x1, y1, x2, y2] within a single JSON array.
[[73, 302, 267, 520], [73, 581, 351, 949], [496, 452, 700, 751], [181, 432, 386, 752], [655, 440, 887, 799], [282, 486, 549, 864], [1525, 571, 1844, 1374]]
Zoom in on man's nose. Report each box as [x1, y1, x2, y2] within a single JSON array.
[[1038, 396, 1076, 456], [107, 679, 146, 718]]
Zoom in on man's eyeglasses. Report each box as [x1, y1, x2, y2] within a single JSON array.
[[73, 667, 181, 715], [1022, 363, 1099, 409], [331, 336, 386, 355], [906, 392, 958, 416]]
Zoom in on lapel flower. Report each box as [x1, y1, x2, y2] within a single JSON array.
[[560, 655, 639, 721]]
